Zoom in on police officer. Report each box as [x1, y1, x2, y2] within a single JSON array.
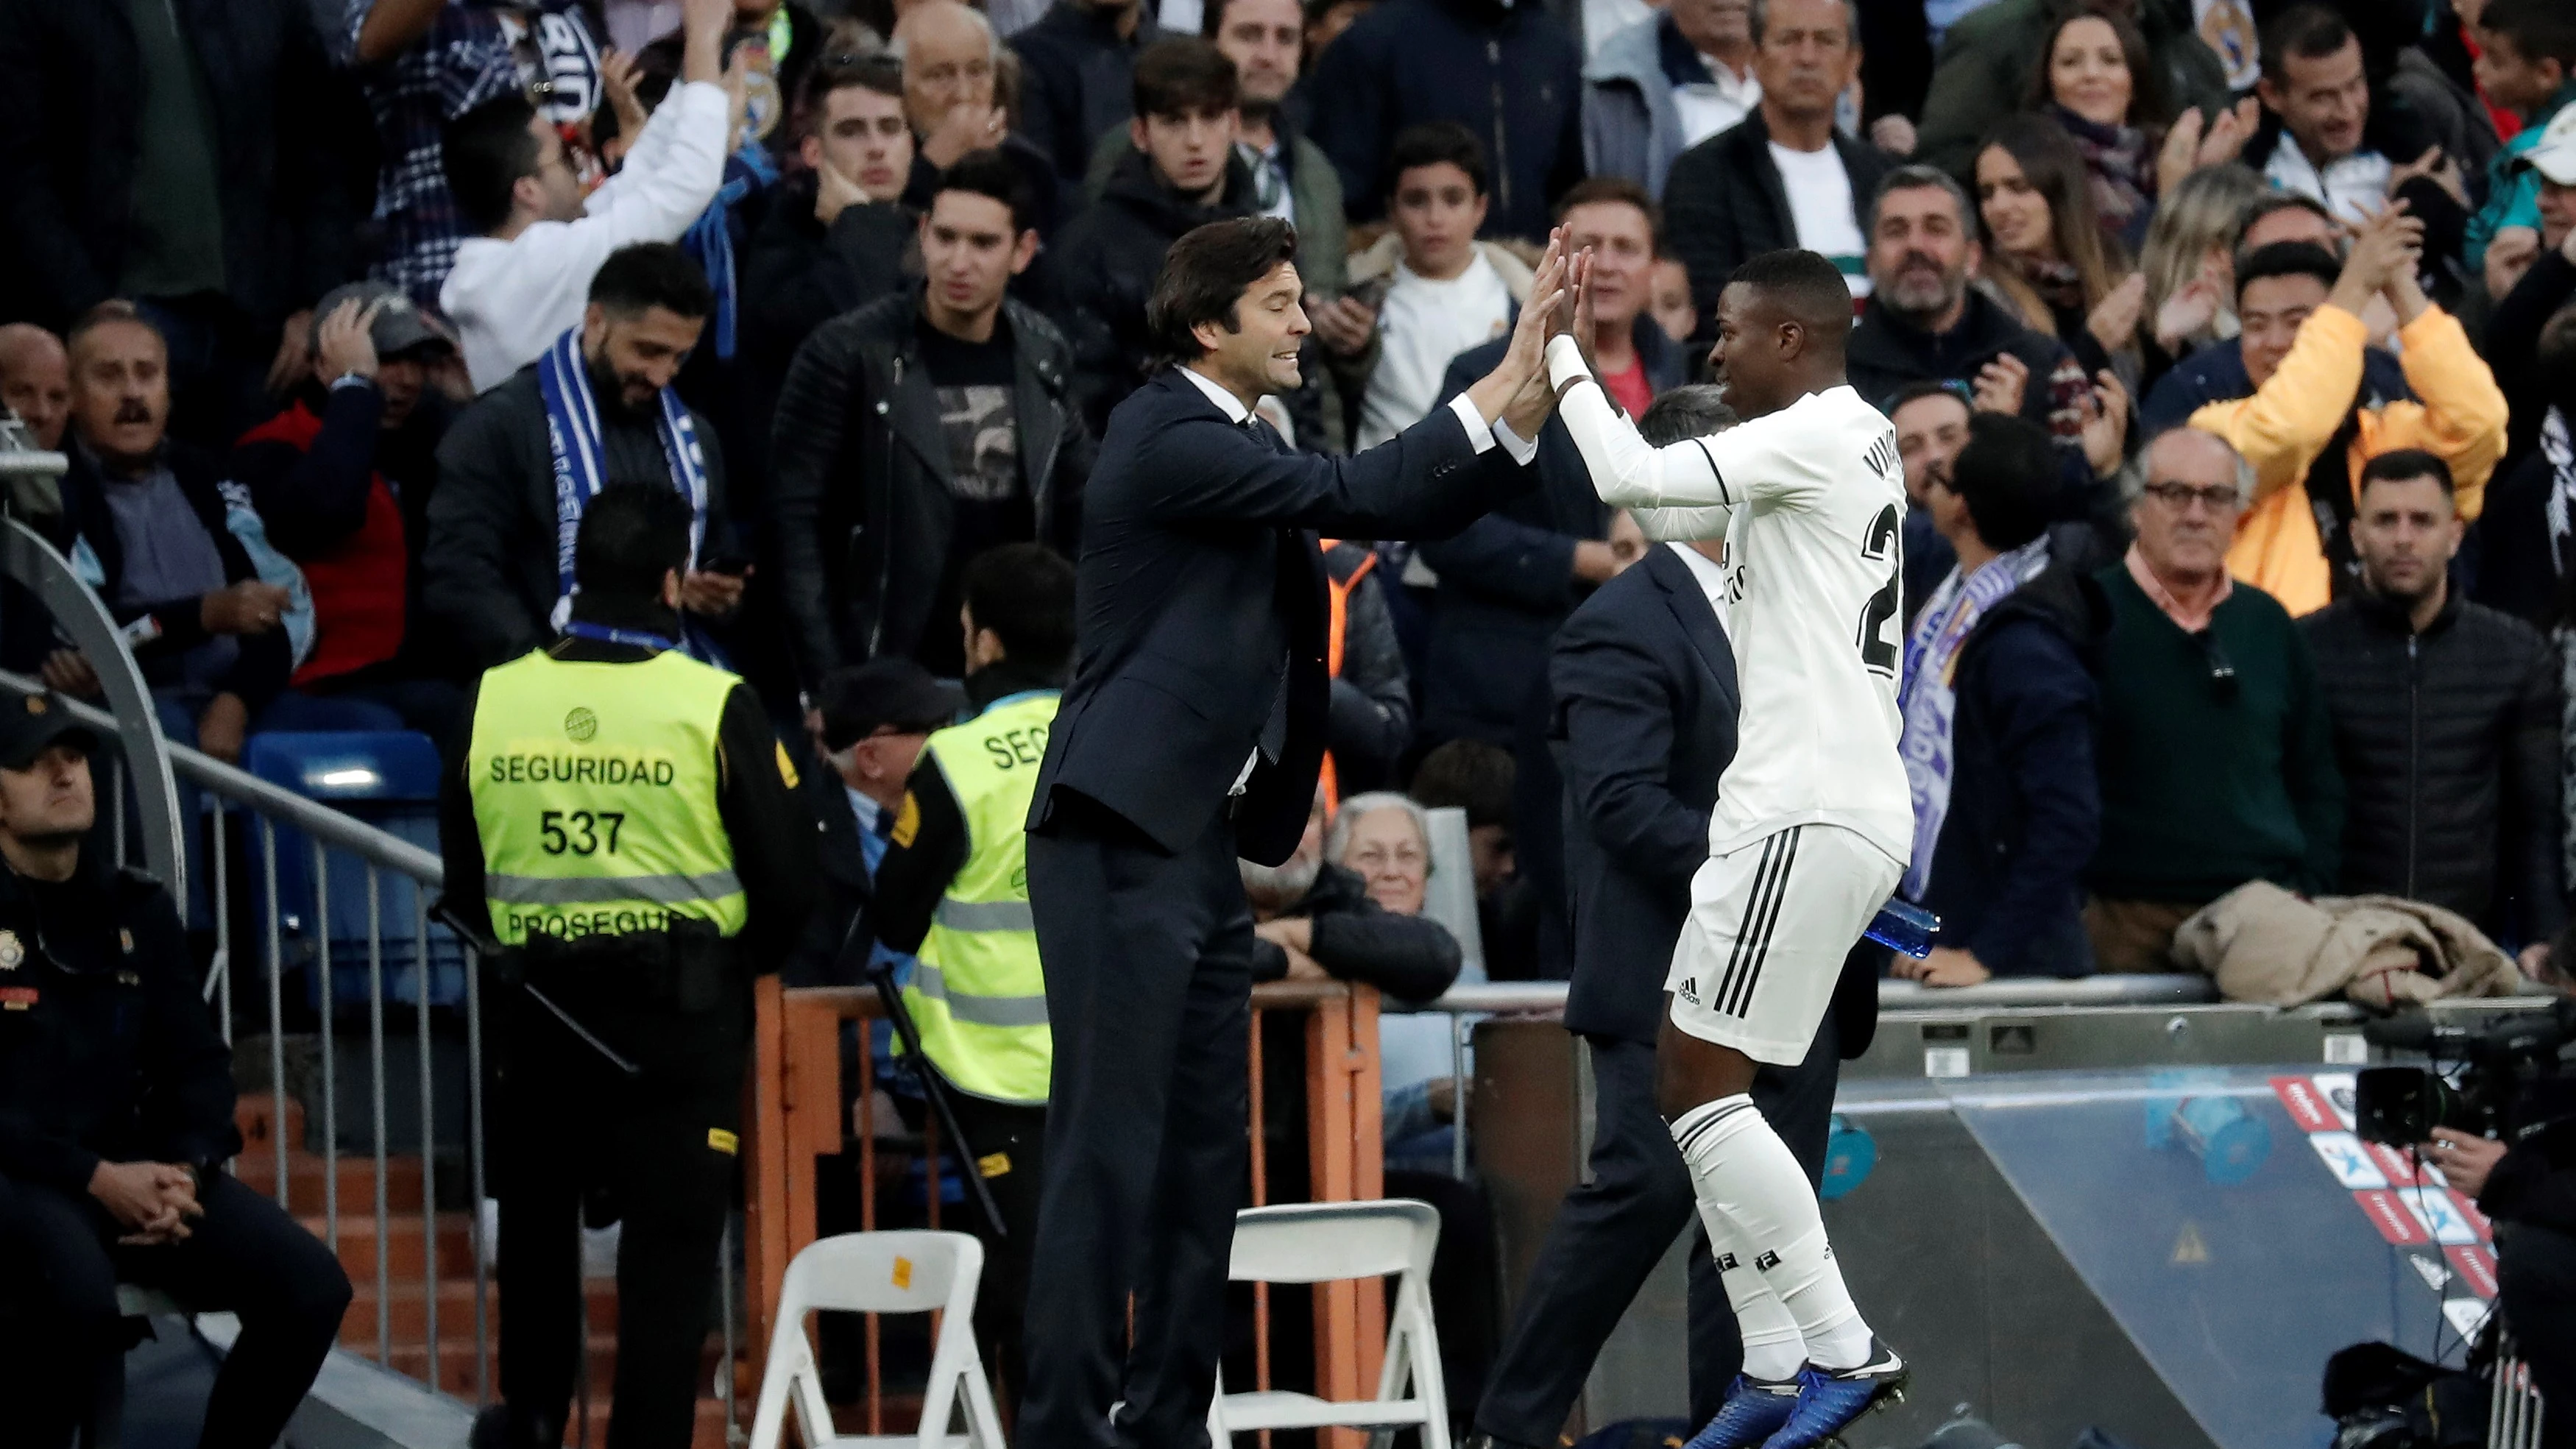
[[0, 693, 353, 1448], [868, 542, 1075, 1402], [442, 483, 818, 1449]]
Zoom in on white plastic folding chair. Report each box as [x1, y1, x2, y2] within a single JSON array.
[[1206, 1199, 1448, 1449], [748, 1230, 1005, 1449]]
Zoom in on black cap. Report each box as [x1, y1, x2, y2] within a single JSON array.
[[817, 659, 963, 751], [0, 692, 97, 770]]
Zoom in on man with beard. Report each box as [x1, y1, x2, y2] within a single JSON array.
[[425, 244, 750, 671], [1844, 167, 2101, 461]]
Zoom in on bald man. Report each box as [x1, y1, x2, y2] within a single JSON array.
[[0, 325, 71, 451], [896, 1, 1064, 236]]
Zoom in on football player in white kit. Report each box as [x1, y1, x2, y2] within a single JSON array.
[[1543, 243, 1913, 1448]]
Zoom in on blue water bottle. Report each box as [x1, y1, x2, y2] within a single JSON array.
[[1864, 898, 1940, 958]]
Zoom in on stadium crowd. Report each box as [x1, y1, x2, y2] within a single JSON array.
[[3, 0, 2563, 985], [1, 0, 2575, 1434]]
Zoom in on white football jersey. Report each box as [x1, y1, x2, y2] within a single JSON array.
[[1553, 345, 1914, 865]]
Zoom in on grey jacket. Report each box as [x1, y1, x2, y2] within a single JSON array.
[[1582, 13, 1689, 199]]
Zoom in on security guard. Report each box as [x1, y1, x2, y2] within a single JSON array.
[[868, 542, 1075, 1402], [442, 483, 817, 1449]]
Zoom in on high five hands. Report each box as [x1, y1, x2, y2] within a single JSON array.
[[1467, 226, 1579, 440]]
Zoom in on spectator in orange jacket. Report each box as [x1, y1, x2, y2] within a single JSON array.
[[2189, 204, 2508, 616]]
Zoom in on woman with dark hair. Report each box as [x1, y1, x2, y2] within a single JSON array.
[[1975, 111, 2142, 378], [2023, 2, 2257, 246]]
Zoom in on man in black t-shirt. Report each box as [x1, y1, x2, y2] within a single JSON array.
[[771, 151, 1097, 695]]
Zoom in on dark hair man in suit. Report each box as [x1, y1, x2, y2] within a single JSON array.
[[1020, 215, 1568, 1449], [1469, 386, 1869, 1449]]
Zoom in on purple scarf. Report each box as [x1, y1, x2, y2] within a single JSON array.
[[2052, 104, 2154, 244]]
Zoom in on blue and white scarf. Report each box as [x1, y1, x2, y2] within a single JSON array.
[[679, 144, 779, 361], [1896, 534, 2051, 900], [537, 325, 717, 661]]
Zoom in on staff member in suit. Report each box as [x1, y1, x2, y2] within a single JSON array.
[[1022, 214, 1568, 1449], [1466, 387, 1878, 1449]]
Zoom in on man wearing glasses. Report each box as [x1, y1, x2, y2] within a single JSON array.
[[2081, 425, 2345, 974]]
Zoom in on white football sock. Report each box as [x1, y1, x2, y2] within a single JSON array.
[[1670, 1094, 1876, 1372], [1694, 1195, 1806, 1381]]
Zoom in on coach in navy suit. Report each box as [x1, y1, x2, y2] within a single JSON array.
[[1022, 216, 1564, 1449], [1468, 387, 1875, 1449]]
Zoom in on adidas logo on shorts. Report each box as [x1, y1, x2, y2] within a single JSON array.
[[1677, 977, 1700, 1004]]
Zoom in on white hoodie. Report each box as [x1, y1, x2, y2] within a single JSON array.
[[442, 80, 732, 392]]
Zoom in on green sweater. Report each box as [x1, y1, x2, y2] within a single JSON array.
[[2088, 564, 2345, 904]]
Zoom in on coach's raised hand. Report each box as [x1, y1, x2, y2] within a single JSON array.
[[1471, 227, 1573, 441]]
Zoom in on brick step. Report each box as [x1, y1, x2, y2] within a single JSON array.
[[341, 1276, 618, 1343], [303, 1210, 475, 1281], [237, 1152, 429, 1216], [235, 1092, 307, 1158]]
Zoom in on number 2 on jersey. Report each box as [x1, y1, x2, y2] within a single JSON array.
[[1853, 503, 1901, 676]]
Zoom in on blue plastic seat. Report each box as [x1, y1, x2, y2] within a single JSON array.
[[241, 731, 464, 1011]]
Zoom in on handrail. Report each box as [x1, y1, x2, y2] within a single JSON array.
[[0, 517, 186, 893], [1396, 973, 2223, 1016], [0, 667, 445, 885]]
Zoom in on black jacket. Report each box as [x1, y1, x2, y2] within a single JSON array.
[[1549, 545, 1737, 1044], [768, 288, 1091, 692], [1304, 0, 1585, 241], [1050, 149, 1256, 434], [1011, 0, 1160, 188], [230, 383, 462, 684], [1249, 862, 1462, 1002], [1661, 110, 1892, 343], [2299, 589, 2565, 937], [61, 439, 294, 711], [424, 369, 739, 672], [436, 600, 822, 973], [0, 853, 238, 1193], [1914, 532, 2105, 977], [1424, 315, 1689, 744], [1323, 542, 1413, 790], [740, 179, 915, 449], [0, 0, 352, 328], [1846, 289, 2077, 434], [1030, 367, 1533, 863]]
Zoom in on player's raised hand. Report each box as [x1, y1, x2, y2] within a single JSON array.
[[1466, 229, 1571, 433]]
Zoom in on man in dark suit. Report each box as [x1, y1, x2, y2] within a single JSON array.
[[1658, 0, 1892, 342], [1467, 386, 1876, 1449], [1023, 215, 1563, 1449]]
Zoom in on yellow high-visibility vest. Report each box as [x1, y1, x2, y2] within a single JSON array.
[[900, 690, 1056, 1103], [466, 648, 746, 946]]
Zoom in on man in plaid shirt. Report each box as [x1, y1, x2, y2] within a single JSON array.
[[344, 0, 609, 309]]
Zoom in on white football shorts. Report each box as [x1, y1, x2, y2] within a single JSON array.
[[1666, 823, 1903, 1064]]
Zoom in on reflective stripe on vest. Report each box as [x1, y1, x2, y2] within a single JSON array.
[[465, 648, 746, 947], [901, 690, 1058, 1104]]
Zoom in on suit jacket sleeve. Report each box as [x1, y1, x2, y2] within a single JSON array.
[[1552, 607, 1711, 898], [1133, 394, 1529, 537]]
